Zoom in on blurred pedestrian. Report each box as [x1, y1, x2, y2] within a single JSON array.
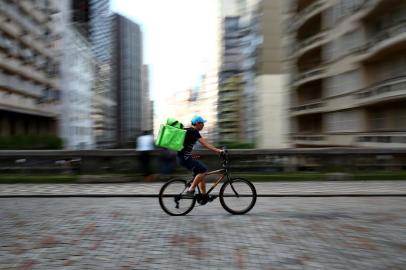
[[159, 148, 176, 177], [136, 130, 155, 181]]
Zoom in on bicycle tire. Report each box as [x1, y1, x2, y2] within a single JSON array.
[[159, 178, 196, 216], [219, 177, 257, 215]]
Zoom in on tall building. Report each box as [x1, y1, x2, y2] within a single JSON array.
[[195, 71, 219, 142], [163, 75, 218, 143], [0, 1, 61, 142], [58, 0, 95, 149], [89, 0, 116, 148], [285, 0, 406, 147], [141, 65, 153, 132], [218, 0, 288, 148], [113, 14, 143, 148], [218, 15, 244, 144], [246, 0, 289, 148]]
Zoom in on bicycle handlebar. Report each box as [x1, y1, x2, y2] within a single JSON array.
[[219, 147, 229, 168]]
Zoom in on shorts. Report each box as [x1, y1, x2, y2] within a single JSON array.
[[177, 155, 208, 176]]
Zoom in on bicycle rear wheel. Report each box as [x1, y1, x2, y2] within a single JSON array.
[[219, 177, 257, 215], [159, 178, 196, 216]]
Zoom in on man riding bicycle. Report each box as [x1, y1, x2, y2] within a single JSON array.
[[177, 115, 223, 197]]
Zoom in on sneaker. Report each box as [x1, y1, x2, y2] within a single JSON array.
[[183, 190, 195, 197]]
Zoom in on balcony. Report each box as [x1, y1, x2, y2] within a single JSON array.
[[0, 51, 51, 87], [359, 0, 395, 21], [0, 18, 53, 60], [294, 32, 327, 58], [219, 94, 239, 102], [221, 63, 240, 73], [220, 84, 241, 93], [20, 32, 54, 59], [357, 132, 406, 147], [291, 0, 326, 32], [0, 2, 43, 37], [0, 72, 42, 98], [0, 16, 21, 36], [0, 91, 59, 117], [291, 100, 325, 116], [359, 21, 406, 62], [219, 107, 239, 114], [18, 1, 47, 25], [218, 101, 239, 110], [219, 127, 240, 134], [293, 66, 326, 87], [291, 134, 326, 145], [218, 116, 239, 123], [355, 76, 406, 106]]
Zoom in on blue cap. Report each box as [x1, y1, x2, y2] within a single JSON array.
[[191, 115, 207, 125]]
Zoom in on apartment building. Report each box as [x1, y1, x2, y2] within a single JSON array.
[[113, 14, 143, 148], [218, 0, 288, 148], [141, 65, 153, 132], [286, 0, 406, 147], [245, 0, 289, 148], [0, 0, 61, 138], [218, 16, 244, 143]]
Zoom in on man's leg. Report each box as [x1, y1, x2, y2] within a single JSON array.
[[189, 173, 206, 193], [198, 179, 206, 194]]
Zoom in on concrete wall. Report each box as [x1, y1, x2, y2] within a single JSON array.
[[1, 148, 406, 174], [256, 74, 290, 148]]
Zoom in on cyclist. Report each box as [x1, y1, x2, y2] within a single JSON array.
[[178, 115, 223, 197]]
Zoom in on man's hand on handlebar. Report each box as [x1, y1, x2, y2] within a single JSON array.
[[218, 148, 228, 157]]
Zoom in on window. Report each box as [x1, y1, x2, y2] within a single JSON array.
[[325, 110, 360, 132], [380, 56, 406, 80], [369, 109, 386, 130], [325, 70, 361, 97]]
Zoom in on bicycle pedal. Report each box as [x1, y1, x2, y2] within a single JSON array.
[[208, 195, 217, 202]]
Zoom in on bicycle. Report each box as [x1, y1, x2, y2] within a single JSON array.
[[158, 149, 257, 216]]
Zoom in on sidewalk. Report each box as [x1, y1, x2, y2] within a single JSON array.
[[1, 180, 406, 197]]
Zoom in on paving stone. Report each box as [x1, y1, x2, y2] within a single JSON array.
[[0, 181, 406, 196], [0, 197, 405, 269]]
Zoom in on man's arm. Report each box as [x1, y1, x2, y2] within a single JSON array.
[[198, 137, 222, 154]]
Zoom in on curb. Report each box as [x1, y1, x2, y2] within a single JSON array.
[[1, 194, 406, 198]]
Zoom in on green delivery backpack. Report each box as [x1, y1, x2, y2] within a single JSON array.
[[155, 118, 186, 151]]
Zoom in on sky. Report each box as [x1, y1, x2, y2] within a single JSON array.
[[110, 0, 218, 117]]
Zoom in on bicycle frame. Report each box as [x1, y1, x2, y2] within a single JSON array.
[[192, 156, 235, 196]]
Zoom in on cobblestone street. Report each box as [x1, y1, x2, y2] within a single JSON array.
[[1, 196, 406, 269]]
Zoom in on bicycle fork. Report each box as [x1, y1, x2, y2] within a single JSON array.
[[229, 181, 240, 198]]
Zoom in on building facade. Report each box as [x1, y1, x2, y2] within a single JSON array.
[[218, 0, 289, 148], [89, 0, 116, 148], [113, 14, 143, 148], [249, 0, 289, 149], [0, 0, 61, 143], [285, 0, 406, 147], [218, 15, 244, 144], [58, 0, 95, 149], [141, 65, 153, 133]]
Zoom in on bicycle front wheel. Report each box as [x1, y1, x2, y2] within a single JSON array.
[[219, 178, 257, 215], [159, 178, 196, 216]]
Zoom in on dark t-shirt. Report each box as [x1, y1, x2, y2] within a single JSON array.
[[177, 127, 201, 157]]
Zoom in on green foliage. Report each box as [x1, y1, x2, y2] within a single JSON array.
[[219, 141, 255, 149], [0, 135, 63, 150]]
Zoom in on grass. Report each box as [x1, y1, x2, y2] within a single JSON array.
[[1, 171, 406, 183]]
